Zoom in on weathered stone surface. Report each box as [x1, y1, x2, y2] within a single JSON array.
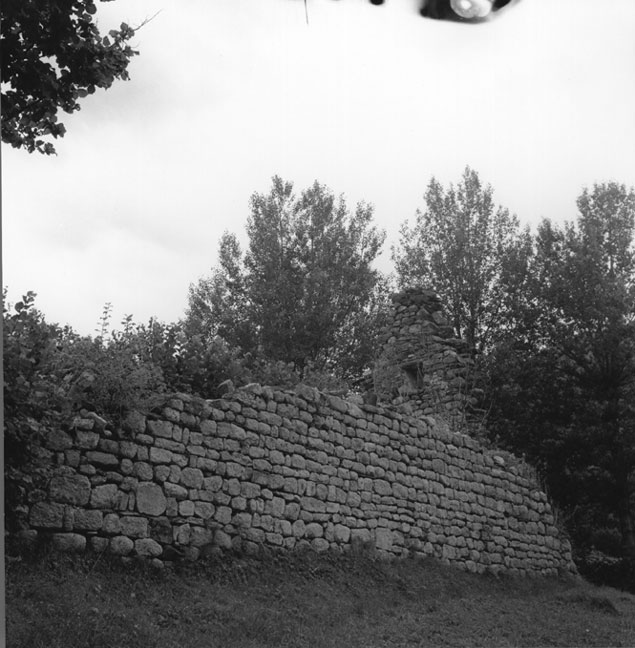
[[164, 482, 188, 500], [90, 536, 109, 553], [149, 447, 172, 464], [86, 451, 119, 467], [133, 462, 154, 480], [49, 474, 91, 505], [103, 513, 121, 534], [120, 516, 149, 538], [191, 527, 214, 547], [73, 509, 103, 531], [30, 502, 64, 528], [110, 535, 134, 555], [90, 484, 119, 509], [215, 529, 233, 549], [136, 483, 167, 516], [46, 429, 73, 451], [375, 528, 393, 551], [135, 538, 163, 557], [179, 500, 195, 517], [334, 524, 351, 543], [181, 467, 204, 489], [52, 533, 86, 552], [147, 420, 174, 439]]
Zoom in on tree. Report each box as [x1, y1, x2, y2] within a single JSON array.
[[484, 182, 635, 582], [1, 0, 139, 154], [186, 176, 387, 378], [393, 167, 531, 352]]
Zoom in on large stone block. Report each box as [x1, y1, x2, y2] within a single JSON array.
[[29, 502, 64, 528], [110, 535, 134, 555], [149, 447, 173, 464], [86, 451, 119, 468], [333, 524, 351, 543], [90, 484, 119, 509], [135, 538, 163, 557], [375, 528, 394, 551], [191, 527, 214, 547], [120, 516, 149, 538], [305, 522, 323, 539], [51, 533, 86, 553], [49, 474, 91, 506], [136, 482, 167, 516], [45, 429, 73, 451], [181, 467, 204, 489], [73, 509, 103, 531], [164, 482, 188, 500]]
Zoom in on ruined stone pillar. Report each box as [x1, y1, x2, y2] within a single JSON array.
[[375, 287, 476, 430]]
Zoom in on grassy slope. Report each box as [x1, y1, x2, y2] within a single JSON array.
[[6, 550, 635, 648]]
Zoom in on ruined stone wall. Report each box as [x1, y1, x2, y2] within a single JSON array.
[[377, 288, 477, 429], [21, 384, 575, 576]]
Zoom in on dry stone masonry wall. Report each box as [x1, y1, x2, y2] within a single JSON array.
[[23, 383, 575, 576], [377, 288, 478, 429]]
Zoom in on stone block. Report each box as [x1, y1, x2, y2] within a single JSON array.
[[191, 526, 214, 547], [291, 520, 306, 539], [90, 536, 109, 553], [49, 474, 91, 506], [305, 522, 323, 539], [135, 538, 163, 557], [73, 509, 103, 531], [311, 538, 330, 552], [30, 502, 64, 528], [374, 479, 392, 496], [181, 467, 204, 488], [154, 465, 170, 482], [43, 429, 72, 453], [194, 502, 214, 519], [214, 529, 232, 550], [147, 420, 174, 439], [375, 528, 393, 551], [90, 484, 119, 509], [203, 476, 223, 492], [86, 451, 119, 468], [120, 516, 149, 538], [149, 447, 172, 464], [179, 500, 195, 517], [215, 506, 232, 525], [136, 482, 167, 515], [76, 430, 100, 450], [52, 533, 86, 553], [334, 524, 351, 543], [103, 513, 121, 534]]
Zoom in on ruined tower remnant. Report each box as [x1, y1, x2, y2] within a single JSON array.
[[377, 287, 476, 429]]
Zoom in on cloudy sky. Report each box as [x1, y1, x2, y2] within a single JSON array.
[[3, 0, 635, 335]]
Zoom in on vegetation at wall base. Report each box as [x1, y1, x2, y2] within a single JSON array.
[[6, 547, 635, 648]]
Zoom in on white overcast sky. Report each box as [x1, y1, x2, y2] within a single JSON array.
[[3, 0, 635, 335]]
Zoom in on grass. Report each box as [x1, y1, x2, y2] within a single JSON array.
[[5, 547, 635, 648]]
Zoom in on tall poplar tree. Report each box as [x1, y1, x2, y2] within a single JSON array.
[[186, 176, 386, 375], [393, 167, 531, 352]]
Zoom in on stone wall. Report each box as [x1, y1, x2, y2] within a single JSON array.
[[21, 383, 575, 576], [377, 288, 477, 429]]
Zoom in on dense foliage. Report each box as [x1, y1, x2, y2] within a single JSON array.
[[481, 182, 635, 588], [187, 176, 388, 380], [393, 167, 531, 352], [1, 0, 138, 154]]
